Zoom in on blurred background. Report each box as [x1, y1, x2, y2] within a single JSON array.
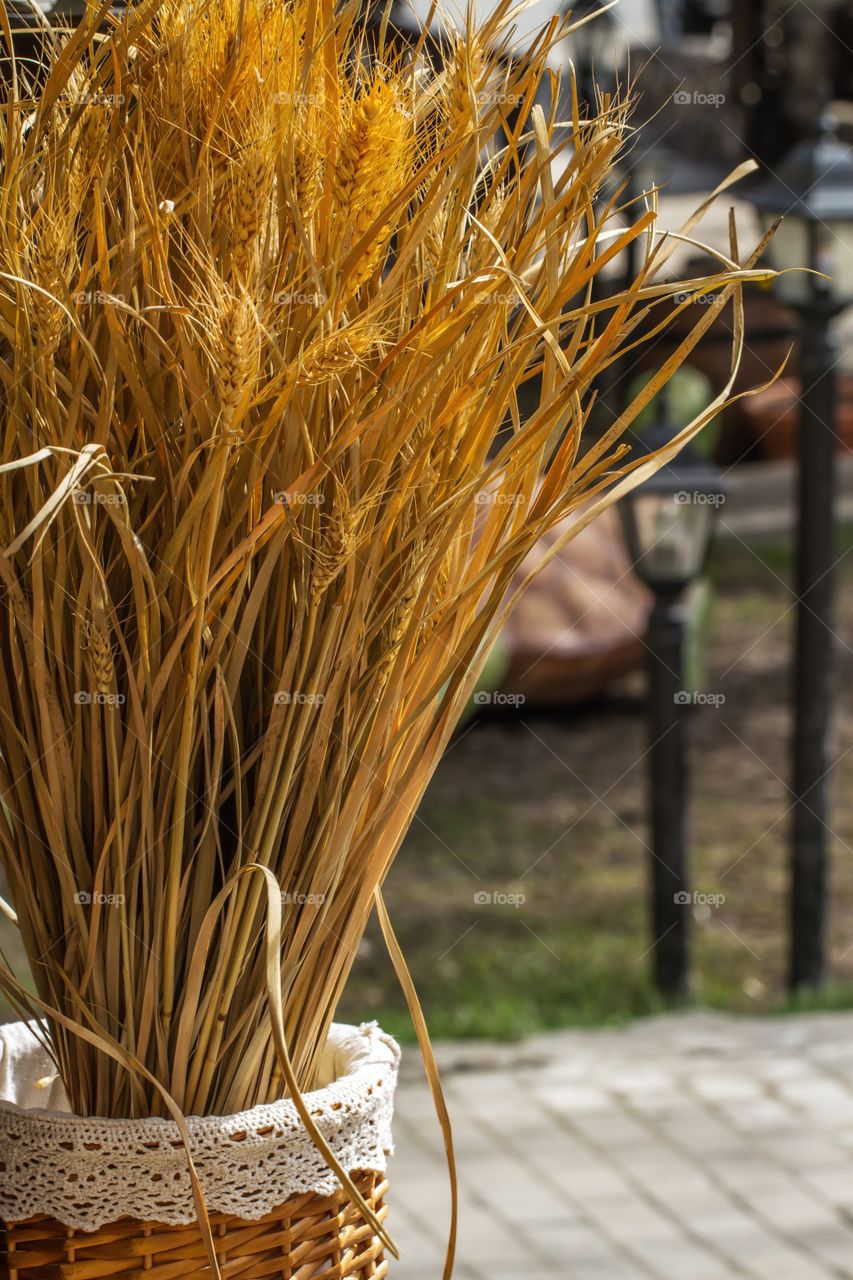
[[366, 7, 853, 1279], [332, 0, 853, 1042]]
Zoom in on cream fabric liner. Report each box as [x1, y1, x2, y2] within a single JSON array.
[[0, 1019, 399, 1228]]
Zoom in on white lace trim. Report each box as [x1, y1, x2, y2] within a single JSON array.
[[0, 1020, 399, 1229]]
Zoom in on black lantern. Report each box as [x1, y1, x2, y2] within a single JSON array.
[[747, 117, 853, 310], [619, 437, 726, 595], [619, 401, 725, 1000], [566, 0, 618, 87], [745, 117, 853, 993]]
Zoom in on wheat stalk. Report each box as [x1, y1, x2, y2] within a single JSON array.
[[300, 317, 383, 382], [0, 0, 774, 1147], [228, 144, 273, 276], [215, 295, 260, 428]]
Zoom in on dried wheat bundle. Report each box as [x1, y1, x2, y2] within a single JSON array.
[[0, 0, 770, 1141]]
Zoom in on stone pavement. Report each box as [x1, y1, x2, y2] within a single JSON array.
[[389, 1011, 853, 1280]]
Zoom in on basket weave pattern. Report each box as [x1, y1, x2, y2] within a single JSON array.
[[3, 1171, 388, 1278], [0, 1023, 398, 1278]]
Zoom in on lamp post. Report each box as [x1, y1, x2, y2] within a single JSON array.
[[566, 1, 617, 103], [745, 118, 853, 992], [619, 410, 725, 999]]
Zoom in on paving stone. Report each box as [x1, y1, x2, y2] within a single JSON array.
[[578, 1199, 685, 1244], [800, 1163, 853, 1207], [390, 1011, 853, 1279], [716, 1097, 792, 1128], [568, 1263, 658, 1280], [757, 1132, 843, 1167], [614, 1157, 712, 1197], [749, 1184, 846, 1232], [742, 1253, 834, 1280], [529, 1221, 618, 1263], [628, 1240, 736, 1280], [704, 1156, 793, 1195], [690, 1073, 765, 1102]]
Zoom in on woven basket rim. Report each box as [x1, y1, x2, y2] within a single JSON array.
[[4, 1171, 391, 1279], [0, 1021, 400, 1230]]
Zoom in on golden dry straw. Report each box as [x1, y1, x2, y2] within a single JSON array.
[[0, 0, 773, 1189]]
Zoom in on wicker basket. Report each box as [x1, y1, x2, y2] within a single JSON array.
[[0, 1022, 398, 1280], [3, 1173, 388, 1278]]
